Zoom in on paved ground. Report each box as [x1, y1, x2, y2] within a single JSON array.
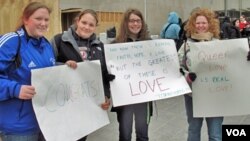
[[87, 96, 250, 141], [0, 95, 249, 141]]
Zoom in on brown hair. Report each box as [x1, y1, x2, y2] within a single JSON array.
[[184, 8, 220, 38], [16, 2, 52, 30], [75, 9, 98, 26], [115, 8, 149, 43]]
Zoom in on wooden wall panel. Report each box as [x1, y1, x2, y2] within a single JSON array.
[[0, 0, 61, 39], [96, 11, 123, 35]]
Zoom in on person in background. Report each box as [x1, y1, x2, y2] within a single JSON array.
[[231, 18, 242, 38], [111, 8, 152, 141], [178, 8, 223, 141], [160, 11, 181, 50], [239, 15, 247, 30], [50, 9, 114, 141], [233, 19, 241, 31], [178, 17, 183, 29], [220, 16, 232, 39], [239, 15, 249, 37], [220, 16, 241, 39], [0, 2, 55, 141]]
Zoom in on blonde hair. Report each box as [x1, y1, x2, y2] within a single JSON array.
[[185, 8, 220, 38]]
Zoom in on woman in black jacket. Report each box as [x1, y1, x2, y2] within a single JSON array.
[[50, 9, 114, 141]]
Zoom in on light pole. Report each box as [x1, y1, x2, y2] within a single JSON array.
[[239, 0, 242, 16], [144, 0, 147, 21], [224, 0, 228, 16]]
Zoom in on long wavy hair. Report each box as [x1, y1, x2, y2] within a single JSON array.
[[184, 8, 220, 38], [115, 8, 149, 43]]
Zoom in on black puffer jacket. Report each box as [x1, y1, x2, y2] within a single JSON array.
[[221, 17, 241, 39], [51, 25, 111, 98]]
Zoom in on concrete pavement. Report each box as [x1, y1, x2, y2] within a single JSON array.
[[87, 96, 250, 141], [0, 95, 248, 141]]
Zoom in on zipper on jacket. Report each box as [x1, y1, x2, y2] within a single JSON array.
[[18, 100, 24, 120]]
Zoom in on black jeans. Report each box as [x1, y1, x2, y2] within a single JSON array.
[[117, 103, 149, 141]]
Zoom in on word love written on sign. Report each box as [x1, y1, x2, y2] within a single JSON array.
[[105, 39, 191, 106], [109, 41, 174, 95]]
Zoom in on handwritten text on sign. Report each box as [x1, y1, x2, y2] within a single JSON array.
[[104, 39, 191, 107], [32, 61, 109, 141], [190, 38, 250, 117]]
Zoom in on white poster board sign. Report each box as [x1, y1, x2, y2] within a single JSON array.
[[105, 39, 191, 107], [190, 38, 250, 117], [32, 61, 109, 141]]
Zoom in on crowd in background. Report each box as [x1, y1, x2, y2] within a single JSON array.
[[160, 10, 250, 51]]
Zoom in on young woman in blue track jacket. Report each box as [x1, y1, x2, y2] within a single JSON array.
[[0, 2, 55, 141]]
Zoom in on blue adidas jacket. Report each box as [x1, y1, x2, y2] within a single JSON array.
[[0, 28, 55, 135]]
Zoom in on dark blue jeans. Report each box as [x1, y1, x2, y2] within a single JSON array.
[[184, 95, 223, 141], [0, 134, 39, 141], [116, 103, 150, 141], [0, 131, 46, 141]]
